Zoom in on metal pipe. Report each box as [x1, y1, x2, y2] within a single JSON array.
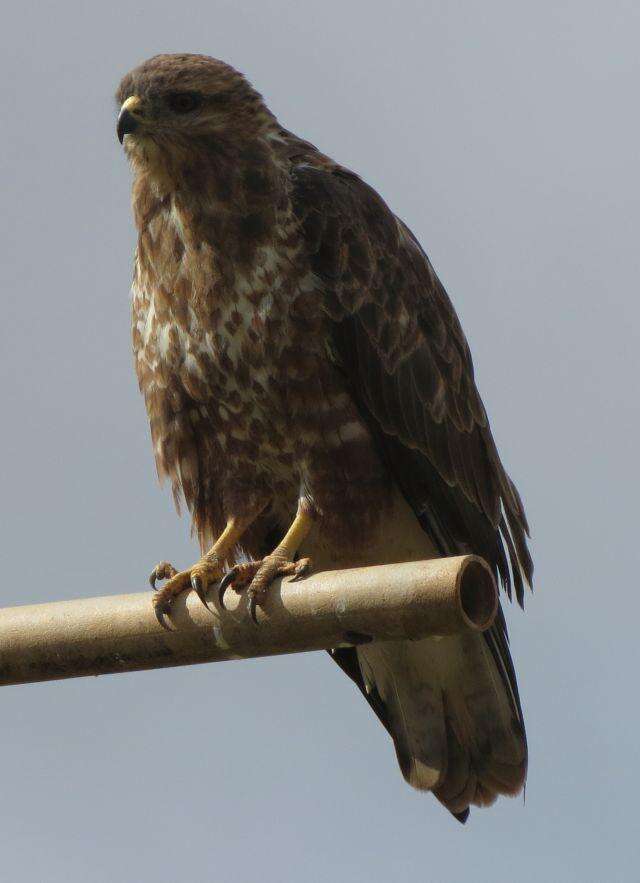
[[0, 555, 497, 686]]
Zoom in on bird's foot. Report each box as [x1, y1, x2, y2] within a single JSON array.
[[219, 553, 312, 623], [149, 556, 222, 629]]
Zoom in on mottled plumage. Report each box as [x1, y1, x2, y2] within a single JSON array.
[[117, 53, 532, 821]]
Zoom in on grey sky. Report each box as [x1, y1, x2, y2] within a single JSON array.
[[1, 1, 638, 880]]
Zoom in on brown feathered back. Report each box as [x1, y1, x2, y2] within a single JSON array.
[[286, 142, 531, 819]]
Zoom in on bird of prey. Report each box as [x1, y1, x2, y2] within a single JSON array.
[[116, 53, 532, 822]]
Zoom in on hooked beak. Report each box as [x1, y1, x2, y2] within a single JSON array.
[[117, 96, 143, 143]]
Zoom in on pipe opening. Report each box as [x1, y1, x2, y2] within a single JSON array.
[[458, 559, 498, 630]]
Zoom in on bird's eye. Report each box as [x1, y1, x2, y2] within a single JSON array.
[[166, 92, 203, 114]]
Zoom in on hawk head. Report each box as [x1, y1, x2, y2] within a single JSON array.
[[116, 54, 273, 177]]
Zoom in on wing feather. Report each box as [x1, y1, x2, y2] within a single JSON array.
[[290, 158, 532, 604], [287, 146, 532, 818]]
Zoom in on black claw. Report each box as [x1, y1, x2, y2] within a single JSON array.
[[149, 571, 158, 590], [191, 573, 209, 609], [248, 592, 259, 624], [218, 568, 238, 609], [153, 603, 172, 631]]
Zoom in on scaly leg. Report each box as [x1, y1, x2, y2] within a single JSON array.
[[219, 502, 315, 622], [150, 517, 251, 628]]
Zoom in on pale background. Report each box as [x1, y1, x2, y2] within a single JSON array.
[[1, 1, 638, 880]]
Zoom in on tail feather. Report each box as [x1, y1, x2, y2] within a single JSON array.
[[356, 629, 527, 820]]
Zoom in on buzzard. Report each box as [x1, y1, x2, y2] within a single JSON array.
[[116, 54, 532, 822]]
